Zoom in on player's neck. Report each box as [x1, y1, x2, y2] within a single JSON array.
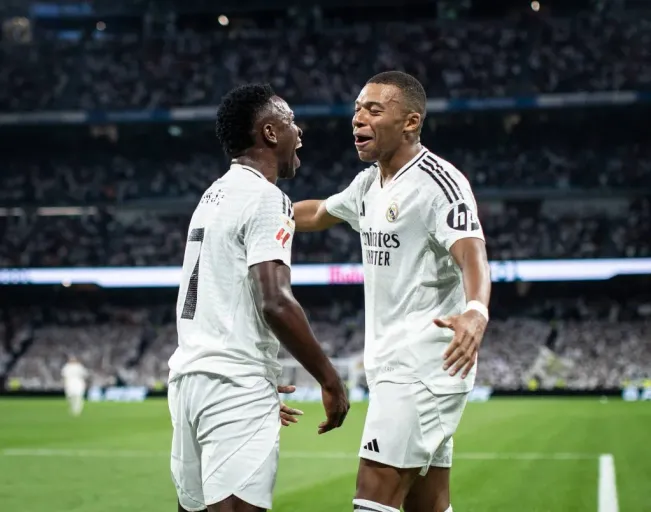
[[232, 155, 278, 184], [377, 142, 423, 185]]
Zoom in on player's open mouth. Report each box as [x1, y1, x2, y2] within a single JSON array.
[[354, 135, 373, 148], [294, 139, 302, 167]]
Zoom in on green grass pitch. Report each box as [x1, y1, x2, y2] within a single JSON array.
[[1, 398, 649, 511]]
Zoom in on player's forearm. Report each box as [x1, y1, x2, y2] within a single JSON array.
[[461, 255, 491, 308], [293, 200, 341, 232], [263, 297, 341, 389], [452, 239, 491, 307]]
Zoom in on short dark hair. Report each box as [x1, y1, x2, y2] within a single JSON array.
[[366, 71, 426, 118], [215, 83, 276, 158]]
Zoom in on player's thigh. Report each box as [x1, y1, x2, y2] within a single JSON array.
[[402, 392, 468, 512], [193, 375, 280, 510], [360, 381, 454, 472], [356, 381, 430, 506], [169, 377, 205, 512], [403, 466, 450, 512], [64, 387, 83, 399], [356, 457, 421, 508], [418, 389, 468, 473], [206, 495, 265, 512]]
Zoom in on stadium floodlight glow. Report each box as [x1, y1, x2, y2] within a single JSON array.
[[96, 21, 106, 31], [531, 1, 540, 11], [218, 15, 229, 26]]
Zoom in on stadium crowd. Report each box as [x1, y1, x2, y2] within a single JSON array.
[[1, 197, 649, 266], [1, 12, 650, 111], [0, 116, 649, 266], [1, 3, 650, 398], [1, 137, 651, 206], [3, 299, 650, 391]]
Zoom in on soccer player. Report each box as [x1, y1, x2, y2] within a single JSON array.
[[293, 71, 491, 512], [61, 355, 88, 416], [167, 83, 349, 512]]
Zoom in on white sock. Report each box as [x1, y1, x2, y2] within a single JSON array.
[[352, 498, 400, 512], [445, 506, 453, 512]]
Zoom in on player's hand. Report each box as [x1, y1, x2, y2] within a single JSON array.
[[277, 385, 304, 426], [318, 380, 350, 435], [435, 310, 488, 379]]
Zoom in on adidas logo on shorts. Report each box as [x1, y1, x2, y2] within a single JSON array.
[[363, 439, 380, 453]]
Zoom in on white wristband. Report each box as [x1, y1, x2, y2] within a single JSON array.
[[465, 300, 489, 321]]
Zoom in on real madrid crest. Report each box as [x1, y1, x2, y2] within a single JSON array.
[[386, 202, 399, 223]]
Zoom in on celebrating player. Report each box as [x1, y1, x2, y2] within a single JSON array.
[[293, 71, 491, 512], [167, 84, 349, 512], [61, 355, 89, 416]]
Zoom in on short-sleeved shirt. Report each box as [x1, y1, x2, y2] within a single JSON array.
[[168, 164, 295, 386], [61, 362, 88, 386], [326, 148, 484, 393]]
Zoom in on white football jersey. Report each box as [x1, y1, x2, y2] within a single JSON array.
[[168, 164, 295, 386], [325, 148, 485, 393], [61, 362, 88, 386]]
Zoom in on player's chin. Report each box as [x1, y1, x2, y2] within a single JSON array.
[[282, 164, 297, 179], [356, 149, 378, 163]]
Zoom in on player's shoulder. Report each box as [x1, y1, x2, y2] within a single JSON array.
[[360, 163, 380, 179], [361, 163, 380, 181], [351, 163, 379, 191], [413, 150, 474, 203], [239, 176, 293, 222], [205, 165, 289, 204], [221, 164, 270, 193]]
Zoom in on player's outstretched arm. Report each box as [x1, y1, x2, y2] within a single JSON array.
[[435, 238, 491, 379], [293, 200, 343, 232], [250, 261, 350, 433]]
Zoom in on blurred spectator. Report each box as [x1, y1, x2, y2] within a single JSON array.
[[5, 299, 651, 390], [2, 141, 650, 206], [1, 198, 648, 266], [1, 14, 650, 111]]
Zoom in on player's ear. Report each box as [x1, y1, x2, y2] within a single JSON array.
[[404, 112, 421, 135], [262, 123, 278, 146]]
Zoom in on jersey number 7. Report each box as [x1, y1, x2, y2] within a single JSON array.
[[180, 227, 204, 320]]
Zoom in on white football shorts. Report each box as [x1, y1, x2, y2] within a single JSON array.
[[64, 381, 86, 398], [359, 380, 468, 476], [168, 373, 280, 511]]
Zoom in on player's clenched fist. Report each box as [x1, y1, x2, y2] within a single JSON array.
[[435, 309, 488, 379], [318, 379, 350, 435]]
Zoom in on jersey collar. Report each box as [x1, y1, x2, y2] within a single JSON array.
[[232, 162, 265, 180], [391, 147, 429, 183], [379, 147, 429, 187]]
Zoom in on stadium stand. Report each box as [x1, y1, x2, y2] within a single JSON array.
[[1, 112, 650, 204], [3, 298, 650, 391], [1, 13, 650, 110], [0, 1, 650, 396], [1, 139, 650, 205], [0, 201, 649, 266]]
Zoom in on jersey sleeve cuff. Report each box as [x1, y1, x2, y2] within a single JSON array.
[[324, 196, 339, 217], [442, 233, 485, 252], [247, 253, 292, 269]]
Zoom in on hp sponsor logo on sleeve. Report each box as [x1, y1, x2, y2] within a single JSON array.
[[446, 203, 480, 231]]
